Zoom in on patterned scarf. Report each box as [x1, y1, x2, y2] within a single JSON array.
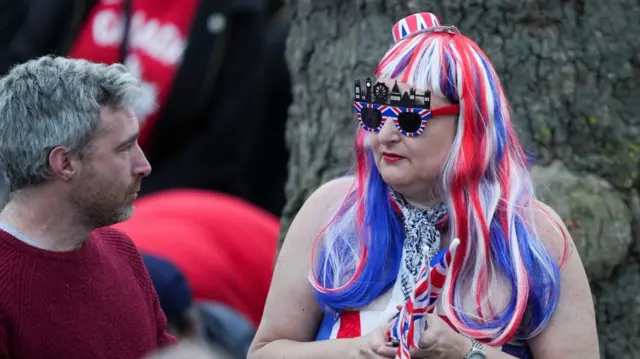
[[391, 191, 448, 299]]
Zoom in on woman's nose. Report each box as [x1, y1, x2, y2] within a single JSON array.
[[376, 118, 400, 145]]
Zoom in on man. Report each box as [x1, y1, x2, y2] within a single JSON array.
[[0, 56, 176, 358], [0, 0, 291, 217]]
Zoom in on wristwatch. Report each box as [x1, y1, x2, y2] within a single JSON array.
[[464, 339, 487, 359]]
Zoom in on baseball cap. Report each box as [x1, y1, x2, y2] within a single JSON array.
[[142, 253, 193, 322]]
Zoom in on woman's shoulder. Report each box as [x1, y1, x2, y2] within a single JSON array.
[[284, 176, 355, 242], [530, 200, 572, 264], [298, 176, 355, 217]]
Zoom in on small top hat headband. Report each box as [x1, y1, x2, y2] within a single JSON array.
[[353, 12, 460, 111], [391, 12, 460, 44], [351, 12, 461, 137]]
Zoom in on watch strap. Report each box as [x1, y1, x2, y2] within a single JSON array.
[[464, 339, 486, 359]]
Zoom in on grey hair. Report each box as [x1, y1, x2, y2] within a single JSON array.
[[0, 55, 141, 191]]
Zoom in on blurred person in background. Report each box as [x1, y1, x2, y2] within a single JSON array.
[[142, 253, 256, 359], [0, 56, 175, 358], [112, 189, 280, 328], [144, 341, 229, 359], [245, 0, 291, 216], [0, 0, 292, 217]]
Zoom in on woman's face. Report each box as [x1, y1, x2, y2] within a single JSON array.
[[369, 79, 458, 205]]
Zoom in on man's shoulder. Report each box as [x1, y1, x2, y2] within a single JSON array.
[[92, 226, 139, 256], [93, 226, 134, 242], [0, 233, 17, 291], [92, 226, 152, 278], [0, 230, 29, 270]]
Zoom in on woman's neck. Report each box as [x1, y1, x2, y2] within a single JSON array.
[[404, 197, 443, 210], [391, 181, 444, 210]]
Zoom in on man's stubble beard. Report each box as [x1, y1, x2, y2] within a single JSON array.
[[78, 193, 136, 228], [69, 179, 136, 229]]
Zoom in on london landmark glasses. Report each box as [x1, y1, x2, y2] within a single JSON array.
[[353, 78, 460, 137]]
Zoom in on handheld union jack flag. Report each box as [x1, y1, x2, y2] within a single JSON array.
[[390, 238, 460, 359]]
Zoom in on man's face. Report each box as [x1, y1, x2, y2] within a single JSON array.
[[69, 106, 151, 227]]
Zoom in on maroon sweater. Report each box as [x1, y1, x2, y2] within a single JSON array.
[[0, 226, 177, 358]]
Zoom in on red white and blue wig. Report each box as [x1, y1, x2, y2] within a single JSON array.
[[309, 12, 567, 345]]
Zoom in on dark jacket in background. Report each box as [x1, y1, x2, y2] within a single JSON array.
[[0, 0, 28, 49], [0, 0, 291, 217], [247, 7, 291, 217]]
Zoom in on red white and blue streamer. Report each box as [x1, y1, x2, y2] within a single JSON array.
[[390, 238, 460, 359]]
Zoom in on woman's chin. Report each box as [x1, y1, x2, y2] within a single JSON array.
[[377, 166, 441, 199], [379, 168, 413, 189]]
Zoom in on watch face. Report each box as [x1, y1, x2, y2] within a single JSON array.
[[468, 352, 487, 359]]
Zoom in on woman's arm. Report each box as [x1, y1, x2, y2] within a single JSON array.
[[527, 202, 600, 359], [248, 177, 371, 359]]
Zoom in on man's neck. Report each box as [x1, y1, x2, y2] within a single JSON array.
[[0, 192, 92, 252]]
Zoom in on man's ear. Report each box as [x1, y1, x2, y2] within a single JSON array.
[[48, 146, 80, 181]]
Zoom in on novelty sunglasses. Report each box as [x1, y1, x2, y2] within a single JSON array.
[[353, 78, 460, 137]]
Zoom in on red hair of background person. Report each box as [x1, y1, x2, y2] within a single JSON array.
[[112, 189, 280, 327]]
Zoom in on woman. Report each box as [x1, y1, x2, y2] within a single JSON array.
[[248, 12, 599, 359]]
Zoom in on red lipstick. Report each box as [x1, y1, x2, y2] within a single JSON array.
[[382, 152, 405, 163]]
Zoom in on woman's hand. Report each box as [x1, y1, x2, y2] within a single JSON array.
[[354, 321, 399, 359], [413, 313, 471, 359], [376, 312, 471, 359]]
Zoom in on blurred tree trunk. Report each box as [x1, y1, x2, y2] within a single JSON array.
[[281, 0, 640, 358]]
